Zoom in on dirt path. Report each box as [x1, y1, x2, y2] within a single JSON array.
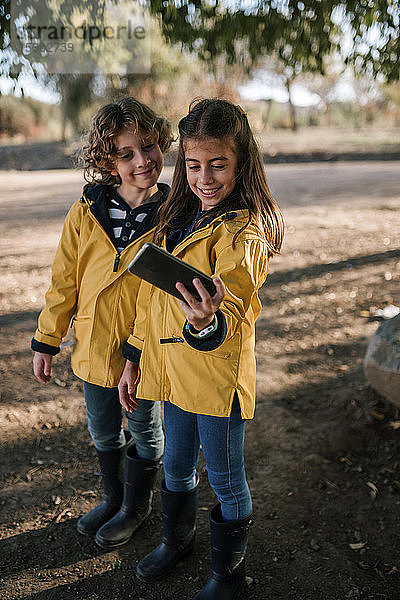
[[1, 162, 399, 600]]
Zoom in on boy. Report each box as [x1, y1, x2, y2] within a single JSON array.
[[32, 97, 173, 548]]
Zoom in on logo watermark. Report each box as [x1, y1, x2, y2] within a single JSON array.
[[10, 0, 151, 75]]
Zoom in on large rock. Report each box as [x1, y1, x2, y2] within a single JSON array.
[[364, 314, 400, 407]]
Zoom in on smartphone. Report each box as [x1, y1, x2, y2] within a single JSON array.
[[128, 242, 217, 302]]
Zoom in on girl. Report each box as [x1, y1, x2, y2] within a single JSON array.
[[32, 97, 173, 549], [119, 99, 284, 599]]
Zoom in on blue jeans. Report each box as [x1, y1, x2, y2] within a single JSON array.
[[83, 382, 164, 460], [163, 395, 252, 521]]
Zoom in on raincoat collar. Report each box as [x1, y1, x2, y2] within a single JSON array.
[[168, 208, 250, 256], [80, 182, 170, 249]]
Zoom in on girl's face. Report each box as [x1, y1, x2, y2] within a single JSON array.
[[111, 128, 163, 192], [184, 137, 238, 210]]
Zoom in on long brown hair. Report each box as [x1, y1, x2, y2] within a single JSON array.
[[154, 98, 284, 256], [78, 97, 173, 186]]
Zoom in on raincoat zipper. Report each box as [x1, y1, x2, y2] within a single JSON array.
[[159, 336, 184, 344], [113, 253, 121, 272], [85, 201, 141, 274]]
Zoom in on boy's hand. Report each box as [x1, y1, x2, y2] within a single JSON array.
[[118, 360, 140, 413], [33, 352, 53, 383], [176, 277, 226, 332]]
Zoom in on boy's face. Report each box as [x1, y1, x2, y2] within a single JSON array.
[[111, 128, 163, 191]]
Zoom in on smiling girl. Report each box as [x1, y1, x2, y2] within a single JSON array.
[[119, 99, 284, 599]]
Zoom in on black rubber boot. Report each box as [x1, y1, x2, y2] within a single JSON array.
[[135, 479, 198, 582], [76, 448, 123, 536], [193, 504, 252, 600], [95, 444, 161, 548]]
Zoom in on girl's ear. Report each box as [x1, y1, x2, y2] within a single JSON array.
[[110, 169, 118, 176]]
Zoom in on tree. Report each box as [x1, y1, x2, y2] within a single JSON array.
[[0, 0, 155, 137], [148, 1, 399, 83], [4, 2, 398, 86], [1, 1, 398, 136], [0, 0, 108, 87]]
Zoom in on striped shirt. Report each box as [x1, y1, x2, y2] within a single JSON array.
[[107, 187, 162, 252]]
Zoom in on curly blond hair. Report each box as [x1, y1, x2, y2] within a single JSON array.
[[79, 97, 173, 185]]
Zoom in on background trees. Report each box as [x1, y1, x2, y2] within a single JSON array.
[[0, 1, 399, 138], [148, 1, 399, 82]]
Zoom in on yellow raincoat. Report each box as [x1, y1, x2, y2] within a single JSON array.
[[33, 183, 169, 387], [127, 209, 269, 419]]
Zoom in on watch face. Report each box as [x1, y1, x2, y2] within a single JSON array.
[[199, 324, 214, 337], [186, 315, 218, 339]]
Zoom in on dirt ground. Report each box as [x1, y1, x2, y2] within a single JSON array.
[[0, 161, 399, 600]]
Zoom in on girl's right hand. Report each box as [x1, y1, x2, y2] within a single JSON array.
[[118, 360, 140, 413], [33, 352, 53, 383], [176, 276, 226, 332]]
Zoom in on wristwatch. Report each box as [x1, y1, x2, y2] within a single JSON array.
[[185, 314, 218, 338]]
